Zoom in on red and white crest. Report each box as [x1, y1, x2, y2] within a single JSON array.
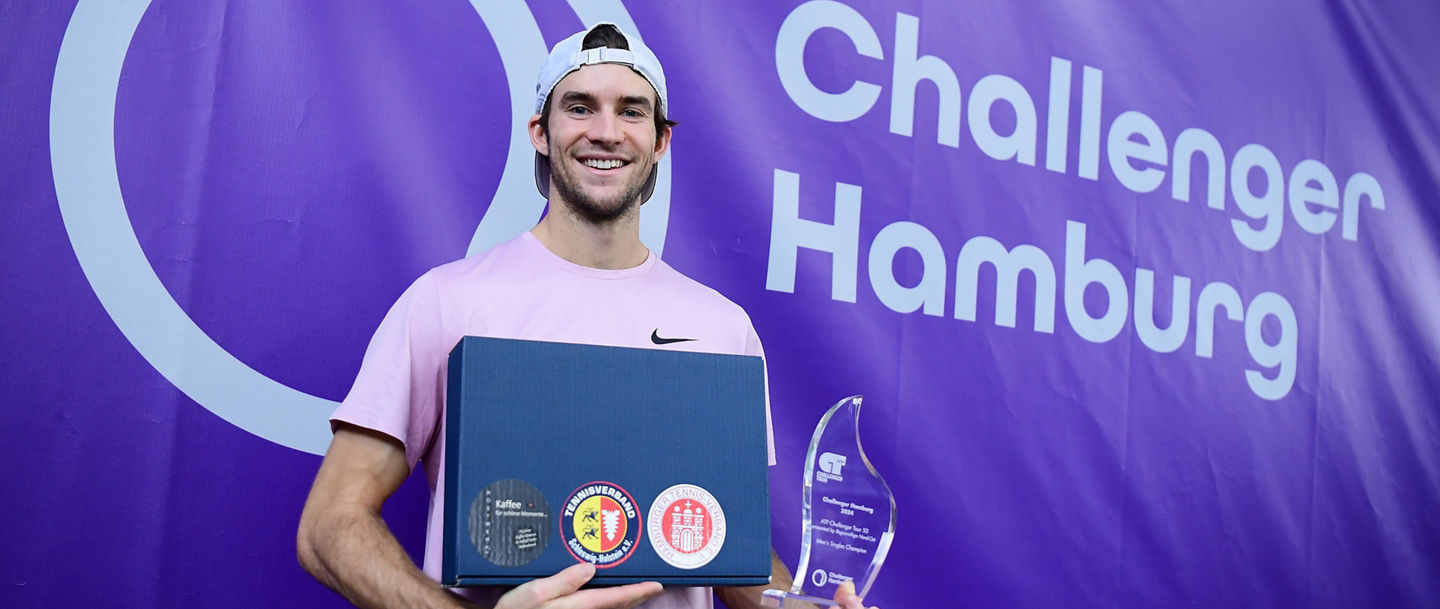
[[647, 484, 725, 569]]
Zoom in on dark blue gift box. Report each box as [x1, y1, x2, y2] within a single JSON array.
[[442, 337, 771, 587]]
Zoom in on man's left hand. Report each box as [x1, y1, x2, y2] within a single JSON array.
[[833, 581, 877, 609]]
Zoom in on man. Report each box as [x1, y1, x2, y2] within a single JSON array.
[[297, 23, 877, 609]]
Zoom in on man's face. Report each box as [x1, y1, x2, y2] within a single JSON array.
[[529, 63, 671, 222]]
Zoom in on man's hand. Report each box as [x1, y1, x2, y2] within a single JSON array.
[[832, 581, 877, 609], [495, 563, 662, 609], [717, 551, 881, 609]]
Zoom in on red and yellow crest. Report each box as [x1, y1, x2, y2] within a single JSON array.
[[560, 481, 641, 567]]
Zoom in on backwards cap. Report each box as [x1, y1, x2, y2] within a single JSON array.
[[533, 22, 669, 201]]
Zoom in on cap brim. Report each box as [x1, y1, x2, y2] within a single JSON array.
[[534, 151, 551, 199]]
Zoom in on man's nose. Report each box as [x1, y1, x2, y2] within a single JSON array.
[[586, 110, 623, 144]]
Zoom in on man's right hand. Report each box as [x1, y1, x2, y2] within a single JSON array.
[[495, 563, 662, 609]]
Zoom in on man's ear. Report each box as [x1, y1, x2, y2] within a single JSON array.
[[528, 114, 548, 156]]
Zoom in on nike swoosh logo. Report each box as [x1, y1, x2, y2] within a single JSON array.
[[651, 329, 697, 345]]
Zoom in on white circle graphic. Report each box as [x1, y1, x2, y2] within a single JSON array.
[[811, 567, 828, 587], [50, 0, 670, 454]]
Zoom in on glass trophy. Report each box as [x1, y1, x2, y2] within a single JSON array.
[[763, 396, 895, 607]]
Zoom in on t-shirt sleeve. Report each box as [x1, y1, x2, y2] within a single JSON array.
[[330, 271, 448, 470]]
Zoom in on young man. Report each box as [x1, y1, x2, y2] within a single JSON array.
[[297, 23, 877, 609]]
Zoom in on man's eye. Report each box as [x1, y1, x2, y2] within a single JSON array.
[[567, 106, 591, 115], [621, 109, 644, 119]]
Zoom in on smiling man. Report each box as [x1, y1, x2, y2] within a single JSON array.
[[535, 67, 665, 224], [297, 23, 876, 609]]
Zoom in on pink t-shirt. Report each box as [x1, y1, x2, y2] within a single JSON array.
[[332, 231, 774, 609]]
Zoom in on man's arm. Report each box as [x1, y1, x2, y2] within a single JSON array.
[[714, 551, 875, 609], [298, 425, 477, 608], [297, 425, 663, 609]]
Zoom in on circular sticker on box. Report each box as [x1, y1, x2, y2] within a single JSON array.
[[647, 484, 726, 569], [560, 481, 642, 568], [469, 479, 550, 567]]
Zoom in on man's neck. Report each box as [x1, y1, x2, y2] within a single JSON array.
[[530, 201, 649, 270]]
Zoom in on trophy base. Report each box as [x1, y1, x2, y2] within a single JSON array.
[[761, 589, 840, 607]]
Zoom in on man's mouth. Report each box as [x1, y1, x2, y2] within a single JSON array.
[[580, 158, 628, 170]]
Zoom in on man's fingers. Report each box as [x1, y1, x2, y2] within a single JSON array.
[[505, 562, 595, 607], [497, 564, 662, 609], [559, 581, 664, 609], [833, 580, 870, 609]]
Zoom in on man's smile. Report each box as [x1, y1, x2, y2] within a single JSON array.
[[579, 157, 630, 171]]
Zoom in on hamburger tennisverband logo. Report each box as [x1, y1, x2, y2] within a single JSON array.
[[561, 481, 641, 567], [647, 484, 726, 569]]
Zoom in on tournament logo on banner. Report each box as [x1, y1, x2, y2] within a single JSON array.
[[647, 484, 726, 569], [560, 481, 641, 568]]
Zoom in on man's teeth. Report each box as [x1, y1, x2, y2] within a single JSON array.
[[581, 159, 626, 170]]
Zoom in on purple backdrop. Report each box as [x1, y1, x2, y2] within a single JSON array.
[[4, 1, 1439, 608]]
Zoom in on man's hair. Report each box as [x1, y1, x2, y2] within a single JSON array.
[[537, 24, 677, 137]]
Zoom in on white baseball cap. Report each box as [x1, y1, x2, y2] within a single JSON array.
[[533, 22, 669, 201]]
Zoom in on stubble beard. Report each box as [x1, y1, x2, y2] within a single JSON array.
[[548, 144, 653, 224]]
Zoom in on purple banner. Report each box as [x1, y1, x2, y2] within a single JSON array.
[[4, 1, 1439, 608]]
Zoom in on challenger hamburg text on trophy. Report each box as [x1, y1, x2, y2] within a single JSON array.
[[763, 396, 896, 607]]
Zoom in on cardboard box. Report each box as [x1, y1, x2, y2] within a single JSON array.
[[442, 337, 771, 587]]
